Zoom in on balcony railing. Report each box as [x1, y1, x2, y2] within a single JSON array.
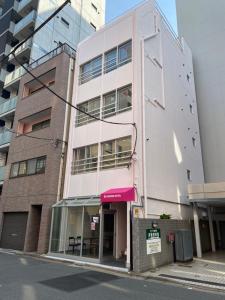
[[75, 107, 100, 127], [9, 38, 32, 61], [0, 130, 12, 147], [28, 43, 76, 70], [100, 150, 132, 170], [0, 97, 17, 117], [71, 157, 98, 174], [0, 166, 5, 182], [4, 65, 27, 87], [14, 10, 36, 37]]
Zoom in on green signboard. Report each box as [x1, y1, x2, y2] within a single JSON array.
[[146, 229, 161, 255], [146, 229, 161, 240]]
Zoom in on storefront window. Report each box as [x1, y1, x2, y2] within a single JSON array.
[[66, 207, 83, 256], [50, 205, 101, 260], [50, 207, 63, 253], [82, 206, 100, 259]]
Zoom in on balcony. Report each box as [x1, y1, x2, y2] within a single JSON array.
[[0, 130, 12, 149], [8, 38, 32, 65], [0, 96, 17, 119], [0, 166, 5, 182], [17, 0, 38, 17], [14, 10, 37, 40], [4, 65, 27, 90]]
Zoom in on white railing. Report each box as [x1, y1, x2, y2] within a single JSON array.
[[104, 57, 132, 74], [4, 65, 27, 87], [102, 102, 132, 119], [14, 10, 36, 36], [100, 150, 132, 169], [76, 107, 100, 127], [71, 157, 98, 174], [9, 38, 32, 60], [79, 64, 102, 84]]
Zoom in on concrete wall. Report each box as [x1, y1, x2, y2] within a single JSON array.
[[176, 0, 225, 183], [132, 218, 192, 273]]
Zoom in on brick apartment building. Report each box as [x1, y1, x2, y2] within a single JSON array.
[[0, 44, 75, 253]]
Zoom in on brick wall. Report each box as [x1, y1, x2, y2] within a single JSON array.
[[132, 218, 192, 273]]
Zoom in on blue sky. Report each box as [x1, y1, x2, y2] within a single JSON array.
[[105, 0, 177, 31]]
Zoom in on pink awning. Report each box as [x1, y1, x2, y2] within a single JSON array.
[[100, 187, 135, 203]]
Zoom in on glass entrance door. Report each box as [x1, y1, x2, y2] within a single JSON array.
[[103, 212, 115, 258]]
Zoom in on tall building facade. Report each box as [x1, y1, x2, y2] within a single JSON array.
[[48, 0, 204, 269], [0, 0, 105, 253], [176, 0, 225, 183], [176, 0, 225, 259]]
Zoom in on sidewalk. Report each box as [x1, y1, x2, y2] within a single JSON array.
[[140, 255, 225, 292]]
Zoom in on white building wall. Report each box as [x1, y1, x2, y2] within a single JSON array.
[[64, 0, 204, 220], [176, 0, 225, 183], [31, 0, 105, 61]]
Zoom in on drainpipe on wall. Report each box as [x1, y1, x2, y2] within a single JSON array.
[[56, 56, 75, 202], [141, 39, 148, 219]]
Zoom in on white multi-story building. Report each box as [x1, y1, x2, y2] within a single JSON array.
[[49, 0, 204, 269]]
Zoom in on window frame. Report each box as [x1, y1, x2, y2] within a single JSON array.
[[32, 119, 51, 132], [80, 55, 103, 84], [100, 136, 132, 170], [104, 40, 132, 74], [76, 97, 101, 127], [72, 144, 98, 174], [10, 156, 47, 179]]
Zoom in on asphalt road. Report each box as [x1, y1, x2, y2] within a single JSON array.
[[0, 252, 225, 300]]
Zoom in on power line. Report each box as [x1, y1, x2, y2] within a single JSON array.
[[6, 127, 67, 145], [3, 0, 137, 158], [12, 52, 138, 158]]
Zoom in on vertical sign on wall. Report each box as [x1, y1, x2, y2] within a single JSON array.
[[146, 229, 161, 255]]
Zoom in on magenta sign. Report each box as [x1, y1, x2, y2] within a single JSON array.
[[100, 187, 135, 203]]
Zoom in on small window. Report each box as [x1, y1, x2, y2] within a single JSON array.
[[103, 91, 116, 118], [187, 169, 191, 181], [91, 3, 98, 12], [192, 137, 196, 147], [80, 56, 102, 84], [18, 161, 27, 176], [76, 97, 100, 127], [32, 119, 50, 132], [117, 85, 132, 112], [190, 104, 193, 114], [61, 17, 69, 28], [118, 40, 132, 66], [187, 74, 190, 82], [72, 144, 98, 174], [90, 22, 96, 31], [36, 157, 46, 174], [10, 163, 19, 178], [104, 48, 117, 73], [101, 136, 132, 169]]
